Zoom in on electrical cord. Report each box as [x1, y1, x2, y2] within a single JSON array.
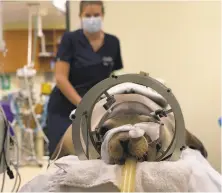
[[0, 111, 7, 193], [47, 137, 65, 169], [11, 163, 21, 193], [0, 107, 7, 159], [0, 107, 14, 176], [11, 163, 18, 193], [0, 132, 9, 192], [9, 125, 21, 192], [0, 121, 7, 163], [0, 107, 14, 193], [1, 167, 5, 192], [16, 168, 21, 192]]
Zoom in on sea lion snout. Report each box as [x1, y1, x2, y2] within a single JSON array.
[[108, 131, 151, 164]]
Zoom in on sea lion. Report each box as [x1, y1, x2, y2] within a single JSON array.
[[51, 113, 207, 164]]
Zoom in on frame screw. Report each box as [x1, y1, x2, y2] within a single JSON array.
[[111, 75, 118, 79], [180, 146, 186, 151], [167, 88, 171, 93]]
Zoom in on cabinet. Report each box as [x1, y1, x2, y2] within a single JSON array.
[[0, 30, 29, 73], [37, 29, 65, 72], [0, 29, 65, 73]]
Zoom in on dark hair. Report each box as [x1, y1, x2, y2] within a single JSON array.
[[79, 0, 105, 15]]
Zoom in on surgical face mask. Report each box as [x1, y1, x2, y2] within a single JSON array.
[[82, 16, 102, 33]]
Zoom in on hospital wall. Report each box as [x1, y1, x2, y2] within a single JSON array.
[[70, 1, 221, 172]]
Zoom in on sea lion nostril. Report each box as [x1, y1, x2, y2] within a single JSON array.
[[120, 139, 130, 152], [120, 139, 129, 145]]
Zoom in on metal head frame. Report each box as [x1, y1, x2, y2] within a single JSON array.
[[72, 73, 186, 161]]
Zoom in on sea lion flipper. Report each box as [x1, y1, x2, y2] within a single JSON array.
[[185, 130, 208, 158]]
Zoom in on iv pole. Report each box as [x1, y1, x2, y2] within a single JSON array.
[[0, 0, 6, 54], [15, 3, 49, 167]]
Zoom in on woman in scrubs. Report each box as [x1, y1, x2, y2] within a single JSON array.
[[47, 0, 123, 157]]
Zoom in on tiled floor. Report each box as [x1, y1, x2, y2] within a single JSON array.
[[0, 160, 48, 192]]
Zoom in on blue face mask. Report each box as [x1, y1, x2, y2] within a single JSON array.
[[82, 16, 102, 33]]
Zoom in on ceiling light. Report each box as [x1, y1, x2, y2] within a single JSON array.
[[52, 0, 67, 12]]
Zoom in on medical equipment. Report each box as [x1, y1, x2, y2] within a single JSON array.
[[0, 2, 22, 189], [71, 72, 186, 191], [0, 0, 11, 177], [0, 106, 9, 175], [0, 105, 22, 192], [11, 3, 49, 167], [12, 67, 48, 166], [120, 157, 136, 192], [37, 10, 54, 58], [72, 73, 186, 161]]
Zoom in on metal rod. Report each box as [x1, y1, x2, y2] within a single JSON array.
[[27, 7, 33, 67], [0, 0, 6, 53]]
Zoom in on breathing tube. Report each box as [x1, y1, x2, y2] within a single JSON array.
[[120, 157, 137, 192], [71, 73, 187, 192]]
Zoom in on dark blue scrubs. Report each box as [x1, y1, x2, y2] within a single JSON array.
[[47, 29, 123, 156]]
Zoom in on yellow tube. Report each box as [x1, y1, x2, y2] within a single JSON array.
[[120, 157, 137, 192]]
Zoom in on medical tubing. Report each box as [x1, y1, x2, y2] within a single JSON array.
[[23, 67, 49, 144], [40, 97, 49, 128], [47, 137, 65, 169], [1, 167, 5, 192], [6, 124, 21, 192], [10, 130, 21, 192], [120, 157, 137, 192]]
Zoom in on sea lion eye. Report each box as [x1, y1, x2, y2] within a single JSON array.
[[99, 125, 110, 137]]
